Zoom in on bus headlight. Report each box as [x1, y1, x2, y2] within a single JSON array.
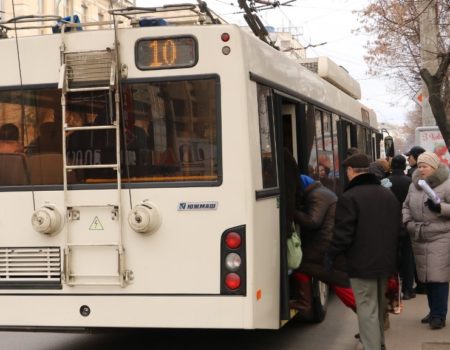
[[128, 201, 162, 234], [31, 204, 62, 235]]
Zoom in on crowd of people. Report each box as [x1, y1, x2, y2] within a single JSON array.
[[289, 144, 450, 350]]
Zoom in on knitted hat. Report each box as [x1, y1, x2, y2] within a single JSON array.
[[300, 174, 315, 190], [404, 146, 425, 160], [417, 151, 440, 169], [391, 155, 406, 170], [342, 153, 370, 168]]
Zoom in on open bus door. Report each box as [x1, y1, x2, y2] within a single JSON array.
[[275, 95, 329, 325], [272, 94, 291, 324]]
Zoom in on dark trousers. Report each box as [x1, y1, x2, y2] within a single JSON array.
[[399, 236, 415, 293], [426, 282, 449, 319]]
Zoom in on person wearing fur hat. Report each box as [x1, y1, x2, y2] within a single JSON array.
[[403, 151, 450, 329]]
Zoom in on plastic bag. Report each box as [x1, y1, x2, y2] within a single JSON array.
[[287, 224, 302, 270]]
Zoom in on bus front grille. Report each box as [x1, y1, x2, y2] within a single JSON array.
[[0, 247, 62, 289]]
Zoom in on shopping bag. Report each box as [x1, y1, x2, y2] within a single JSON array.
[[287, 224, 302, 270]]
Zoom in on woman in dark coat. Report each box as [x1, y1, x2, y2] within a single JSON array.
[[293, 175, 355, 313], [294, 175, 346, 285], [403, 151, 450, 329]]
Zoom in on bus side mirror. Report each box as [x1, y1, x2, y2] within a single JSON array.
[[384, 136, 395, 158]]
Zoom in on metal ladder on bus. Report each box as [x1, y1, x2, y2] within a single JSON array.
[[58, 27, 127, 287]]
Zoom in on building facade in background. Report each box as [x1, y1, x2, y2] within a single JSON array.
[[0, 0, 135, 35]]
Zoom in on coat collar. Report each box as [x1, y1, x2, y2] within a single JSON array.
[[345, 173, 380, 192], [413, 163, 449, 189]]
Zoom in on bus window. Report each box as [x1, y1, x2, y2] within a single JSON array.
[[0, 88, 62, 186], [356, 124, 372, 158], [257, 84, 277, 189], [65, 90, 116, 182], [323, 111, 336, 191], [332, 114, 341, 193], [120, 77, 219, 184], [315, 109, 335, 192], [304, 105, 318, 179]]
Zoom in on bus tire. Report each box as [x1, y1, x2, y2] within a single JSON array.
[[312, 279, 329, 323]]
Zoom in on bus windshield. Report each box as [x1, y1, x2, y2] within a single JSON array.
[[0, 76, 220, 187]]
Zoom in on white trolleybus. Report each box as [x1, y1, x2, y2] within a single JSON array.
[[0, 3, 382, 330]]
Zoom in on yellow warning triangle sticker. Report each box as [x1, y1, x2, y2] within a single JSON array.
[[89, 216, 104, 230]]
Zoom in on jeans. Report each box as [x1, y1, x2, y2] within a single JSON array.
[[426, 282, 449, 319]]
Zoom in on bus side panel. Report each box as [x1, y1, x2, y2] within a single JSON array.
[[251, 199, 280, 329], [245, 80, 281, 329]]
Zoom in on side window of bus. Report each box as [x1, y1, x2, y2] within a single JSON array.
[[257, 84, 277, 189], [310, 108, 342, 194], [356, 124, 372, 158], [332, 114, 341, 193], [304, 105, 318, 179], [315, 110, 334, 192]]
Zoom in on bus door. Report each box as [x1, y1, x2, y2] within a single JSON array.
[[275, 95, 304, 323]]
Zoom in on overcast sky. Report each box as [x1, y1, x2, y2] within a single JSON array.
[[136, 0, 416, 126]]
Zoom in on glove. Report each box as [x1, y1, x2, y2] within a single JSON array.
[[426, 199, 441, 213], [323, 253, 334, 271]]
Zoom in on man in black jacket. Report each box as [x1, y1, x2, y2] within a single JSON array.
[[328, 153, 401, 350], [388, 155, 415, 300]]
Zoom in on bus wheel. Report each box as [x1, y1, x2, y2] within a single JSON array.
[[312, 279, 329, 323]]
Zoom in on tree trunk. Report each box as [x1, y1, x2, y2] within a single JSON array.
[[420, 52, 450, 149]]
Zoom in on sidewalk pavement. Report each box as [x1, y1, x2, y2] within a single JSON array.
[[385, 293, 450, 350]]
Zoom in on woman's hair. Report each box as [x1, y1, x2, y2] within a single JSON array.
[[0, 123, 19, 141]]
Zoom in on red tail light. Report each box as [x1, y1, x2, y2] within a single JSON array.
[[225, 273, 241, 290], [221, 225, 246, 295], [221, 32, 230, 42], [225, 232, 241, 249]]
